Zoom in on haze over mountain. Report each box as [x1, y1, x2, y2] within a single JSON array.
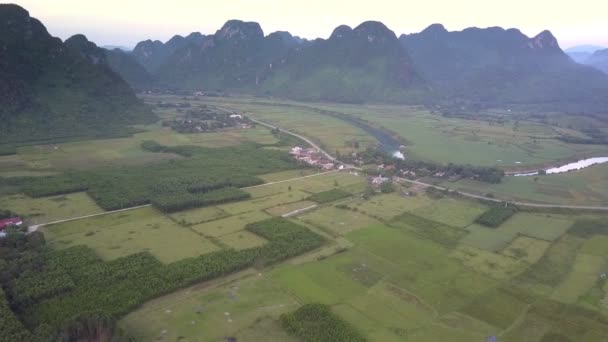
[[132, 32, 206, 73], [117, 20, 608, 112], [399, 24, 608, 111], [0, 4, 151, 144], [585, 49, 608, 74], [260, 21, 424, 102], [565, 45, 606, 63]]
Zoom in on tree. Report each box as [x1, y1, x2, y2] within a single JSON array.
[[380, 182, 395, 194]]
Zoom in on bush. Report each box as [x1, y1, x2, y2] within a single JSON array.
[[308, 189, 351, 204], [280, 303, 366, 342], [569, 219, 608, 238], [21, 218, 324, 328], [18, 143, 296, 211], [475, 205, 518, 228]]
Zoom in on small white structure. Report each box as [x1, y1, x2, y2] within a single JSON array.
[[371, 176, 390, 185], [290, 146, 303, 155], [229, 114, 243, 119]]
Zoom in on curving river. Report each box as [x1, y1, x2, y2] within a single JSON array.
[[513, 157, 608, 176]]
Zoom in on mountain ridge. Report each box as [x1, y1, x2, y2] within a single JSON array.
[[0, 4, 152, 145]]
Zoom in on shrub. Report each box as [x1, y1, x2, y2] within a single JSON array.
[[280, 303, 366, 342], [308, 189, 351, 204], [475, 205, 518, 228]]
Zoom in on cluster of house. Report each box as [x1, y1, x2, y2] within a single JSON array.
[[371, 175, 390, 185], [290, 147, 336, 170], [0, 217, 23, 237]]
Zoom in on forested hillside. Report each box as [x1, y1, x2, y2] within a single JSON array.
[[0, 4, 153, 145]]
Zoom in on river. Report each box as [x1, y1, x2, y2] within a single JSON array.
[[339, 115, 404, 159], [513, 157, 608, 176]]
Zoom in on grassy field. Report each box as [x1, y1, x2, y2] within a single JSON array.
[[120, 271, 300, 342], [115, 182, 608, 341], [0, 192, 103, 224], [461, 212, 574, 252], [4, 94, 608, 341], [298, 206, 382, 236], [195, 98, 379, 155], [443, 163, 608, 205], [0, 122, 278, 175], [43, 207, 221, 263], [191, 96, 608, 168]]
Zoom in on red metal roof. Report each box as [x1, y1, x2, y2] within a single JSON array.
[[0, 218, 22, 230]]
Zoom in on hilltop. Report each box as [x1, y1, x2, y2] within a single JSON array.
[[0, 4, 153, 145]]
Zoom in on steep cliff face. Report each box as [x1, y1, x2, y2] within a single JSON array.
[[0, 4, 151, 144]]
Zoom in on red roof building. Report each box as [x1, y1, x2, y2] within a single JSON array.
[[0, 218, 23, 231]]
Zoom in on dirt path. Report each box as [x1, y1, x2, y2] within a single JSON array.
[[27, 171, 343, 232], [282, 205, 318, 218], [27, 204, 152, 233]]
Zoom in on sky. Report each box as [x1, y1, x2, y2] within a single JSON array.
[[12, 0, 608, 49]]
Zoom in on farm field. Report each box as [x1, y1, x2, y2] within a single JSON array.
[[191, 96, 608, 168], [43, 207, 221, 263], [3, 94, 608, 342], [182, 97, 379, 155], [0, 192, 103, 224], [442, 163, 608, 205], [462, 212, 574, 252], [0, 121, 278, 175], [12, 167, 605, 341]]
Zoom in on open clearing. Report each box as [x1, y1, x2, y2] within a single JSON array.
[[0, 123, 278, 174], [443, 163, 608, 205], [0, 192, 103, 224], [4, 94, 608, 341], [44, 207, 220, 263], [461, 212, 574, 252]]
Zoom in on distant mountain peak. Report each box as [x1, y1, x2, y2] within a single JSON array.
[[329, 25, 352, 39], [216, 20, 263, 41], [420, 23, 448, 36], [530, 30, 559, 50], [353, 21, 398, 42], [65, 34, 106, 65]]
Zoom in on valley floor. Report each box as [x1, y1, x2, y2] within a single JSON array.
[[2, 95, 608, 341]]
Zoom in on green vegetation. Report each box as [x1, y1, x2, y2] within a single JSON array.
[[389, 211, 468, 247], [0, 192, 102, 224], [0, 146, 16, 156], [280, 303, 366, 342], [0, 288, 32, 342], [308, 189, 352, 204], [44, 207, 220, 263], [0, 218, 323, 331], [475, 205, 518, 228], [569, 219, 608, 238], [17, 143, 295, 212], [1, 6, 153, 145]]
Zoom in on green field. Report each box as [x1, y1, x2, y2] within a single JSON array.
[[43, 207, 221, 263], [192, 96, 608, 168], [462, 212, 574, 252], [0, 123, 279, 175], [3, 94, 608, 342], [0, 192, 103, 224], [443, 163, 608, 205]]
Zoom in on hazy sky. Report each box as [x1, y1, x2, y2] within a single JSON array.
[[13, 0, 608, 49]]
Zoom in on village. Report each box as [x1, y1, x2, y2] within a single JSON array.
[[161, 106, 253, 133], [290, 146, 339, 171]]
